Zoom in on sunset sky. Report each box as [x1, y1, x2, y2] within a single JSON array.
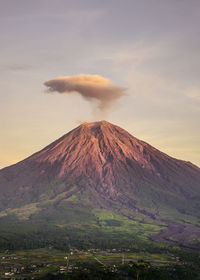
[[0, 0, 200, 168]]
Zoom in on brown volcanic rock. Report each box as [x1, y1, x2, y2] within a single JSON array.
[[0, 121, 200, 216]]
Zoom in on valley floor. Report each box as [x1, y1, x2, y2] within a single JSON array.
[[0, 248, 199, 280]]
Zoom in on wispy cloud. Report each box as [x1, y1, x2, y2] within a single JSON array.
[[2, 64, 32, 71]]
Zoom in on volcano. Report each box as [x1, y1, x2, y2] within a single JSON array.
[[0, 121, 200, 249]]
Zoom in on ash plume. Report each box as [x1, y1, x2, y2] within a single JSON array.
[[44, 74, 126, 112]]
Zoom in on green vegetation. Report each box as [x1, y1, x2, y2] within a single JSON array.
[[0, 248, 200, 279], [0, 199, 199, 252], [0, 200, 200, 279], [0, 201, 166, 252]]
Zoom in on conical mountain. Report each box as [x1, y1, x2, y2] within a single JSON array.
[[0, 121, 200, 249]]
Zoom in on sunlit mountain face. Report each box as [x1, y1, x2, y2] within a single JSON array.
[[0, 121, 200, 250]]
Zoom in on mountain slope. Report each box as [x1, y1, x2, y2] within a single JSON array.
[[0, 121, 200, 249]]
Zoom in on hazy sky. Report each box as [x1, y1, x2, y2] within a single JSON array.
[[0, 0, 200, 168]]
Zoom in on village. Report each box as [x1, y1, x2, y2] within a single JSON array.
[[0, 247, 178, 279]]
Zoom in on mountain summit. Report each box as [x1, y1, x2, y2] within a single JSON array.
[[0, 121, 200, 248]]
